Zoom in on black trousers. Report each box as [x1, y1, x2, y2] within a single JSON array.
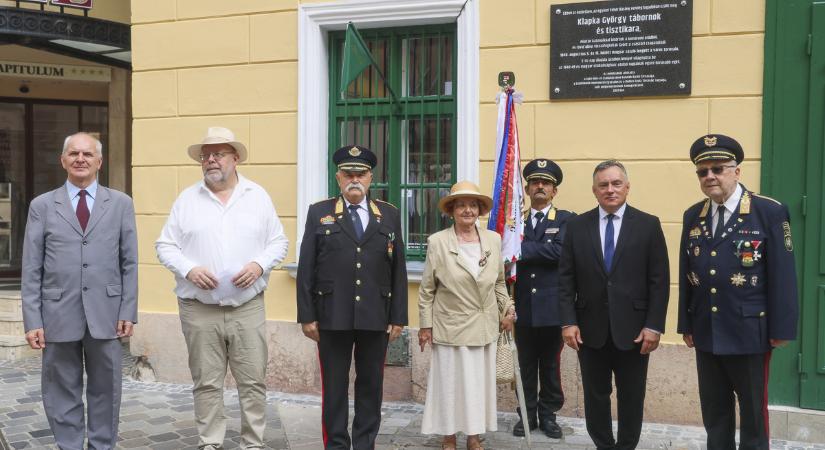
[[318, 329, 388, 450], [514, 325, 564, 423], [696, 350, 772, 450], [578, 334, 649, 450]]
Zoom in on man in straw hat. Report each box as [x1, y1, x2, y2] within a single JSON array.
[[678, 134, 798, 450], [511, 158, 575, 439], [297, 145, 407, 450], [156, 126, 289, 449]]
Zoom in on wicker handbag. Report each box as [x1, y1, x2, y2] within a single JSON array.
[[495, 331, 515, 384]]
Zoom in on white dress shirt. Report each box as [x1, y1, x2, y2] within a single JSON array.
[[598, 203, 626, 256], [530, 204, 552, 228], [66, 179, 98, 213], [711, 184, 743, 236], [155, 173, 289, 306], [343, 197, 370, 232]]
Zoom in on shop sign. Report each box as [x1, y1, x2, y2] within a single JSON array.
[[0, 60, 110, 82], [50, 0, 93, 9], [550, 0, 692, 99]]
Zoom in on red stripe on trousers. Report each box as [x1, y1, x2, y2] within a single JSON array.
[[762, 350, 773, 441]]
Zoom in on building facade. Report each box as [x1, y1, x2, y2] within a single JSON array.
[[2, 0, 823, 439]]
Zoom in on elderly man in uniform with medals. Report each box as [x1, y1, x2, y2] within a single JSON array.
[[511, 158, 575, 439], [678, 134, 799, 450], [297, 145, 408, 450]]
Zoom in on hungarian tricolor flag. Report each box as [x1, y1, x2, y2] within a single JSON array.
[[487, 88, 524, 283]]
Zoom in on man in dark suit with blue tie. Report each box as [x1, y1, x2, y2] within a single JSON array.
[[678, 135, 798, 450], [512, 159, 575, 438], [559, 159, 669, 450]]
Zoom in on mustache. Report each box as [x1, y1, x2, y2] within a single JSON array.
[[346, 183, 364, 192]]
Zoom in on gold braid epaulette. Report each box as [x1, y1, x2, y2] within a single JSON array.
[[754, 193, 781, 206], [373, 199, 398, 209]]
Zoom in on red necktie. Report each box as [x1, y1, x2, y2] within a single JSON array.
[[77, 190, 90, 231]]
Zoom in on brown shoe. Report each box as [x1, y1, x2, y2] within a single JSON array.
[[442, 434, 457, 450], [466, 435, 484, 450]]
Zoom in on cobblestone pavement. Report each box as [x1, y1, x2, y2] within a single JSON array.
[[1, 356, 823, 449]]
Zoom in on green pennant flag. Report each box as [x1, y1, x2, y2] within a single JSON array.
[[340, 22, 380, 95]]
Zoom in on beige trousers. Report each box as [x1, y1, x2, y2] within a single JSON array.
[[179, 293, 268, 449]]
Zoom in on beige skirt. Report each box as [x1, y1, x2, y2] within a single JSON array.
[[421, 342, 498, 435]]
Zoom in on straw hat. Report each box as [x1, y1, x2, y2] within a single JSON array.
[[437, 181, 494, 216], [187, 127, 248, 163]]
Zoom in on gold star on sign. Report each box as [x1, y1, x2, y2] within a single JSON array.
[[731, 272, 746, 287]]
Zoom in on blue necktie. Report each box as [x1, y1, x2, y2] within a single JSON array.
[[604, 213, 615, 272], [349, 204, 364, 240], [714, 205, 725, 239], [534, 211, 544, 237]]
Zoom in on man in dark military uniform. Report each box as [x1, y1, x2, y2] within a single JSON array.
[[297, 145, 408, 450], [678, 134, 799, 450], [512, 159, 575, 439]]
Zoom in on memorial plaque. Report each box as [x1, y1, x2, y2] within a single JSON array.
[[550, 0, 692, 100]]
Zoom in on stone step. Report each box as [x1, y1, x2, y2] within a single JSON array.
[[0, 335, 36, 360], [0, 293, 30, 361], [770, 405, 825, 444]]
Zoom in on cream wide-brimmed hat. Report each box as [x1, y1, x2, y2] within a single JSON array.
[[187, 127, 248, 163], [437, 181, 494, 216]]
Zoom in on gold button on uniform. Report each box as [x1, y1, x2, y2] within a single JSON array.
[[759, 311, 765, 317], [355, 295, 361, 301], [356, 263, 361, 269], [356, 280, 361, 285], [710, 269, 716, 275], [710, 288, 717, 294], [530, 273, 536, 279], [711, 306, 718, 312], [531, 288, 537, 293], [711, 251, 717, 257], [356, 247, 361, 253]]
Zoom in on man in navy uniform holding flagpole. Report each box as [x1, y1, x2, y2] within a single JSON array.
[[297, 145, 408, 450], [512, 158, 574, 439], [678, 134, 798, 450]]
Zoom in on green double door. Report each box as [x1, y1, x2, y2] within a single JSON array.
[[763, 0, 825, 409]]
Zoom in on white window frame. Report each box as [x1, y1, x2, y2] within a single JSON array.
[[296, 0, 480, 255]]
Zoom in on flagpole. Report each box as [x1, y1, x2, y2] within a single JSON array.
[[488, 75, 531, 447]]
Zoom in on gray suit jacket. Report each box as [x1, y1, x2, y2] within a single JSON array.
[[22, 184, 138, 342]]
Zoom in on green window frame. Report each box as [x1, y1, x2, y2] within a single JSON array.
[[328, 23, 457, 260]]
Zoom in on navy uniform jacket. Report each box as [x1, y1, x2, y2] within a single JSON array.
[[297, 196, 408, 331], [514, 207, 575, 327], [677, 185, 798, 355]]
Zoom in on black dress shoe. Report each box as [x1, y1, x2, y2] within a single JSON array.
[[539, 418, 563, 439], [512, 418, 538, 437]]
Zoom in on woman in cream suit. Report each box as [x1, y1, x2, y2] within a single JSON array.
[[419, 181, 515, 450]]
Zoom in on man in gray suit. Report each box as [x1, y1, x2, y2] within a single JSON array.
[[22, 132, 138, 450]]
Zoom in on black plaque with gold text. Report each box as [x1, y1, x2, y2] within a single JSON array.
[[550, 0, 692, 99]]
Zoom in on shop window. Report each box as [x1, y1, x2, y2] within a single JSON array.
[[328, 24, 457, 259]]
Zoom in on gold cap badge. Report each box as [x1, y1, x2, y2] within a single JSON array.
[[537, 160, 547, 168], [704, 136, 717, 147], [349, 146, 362, 157]]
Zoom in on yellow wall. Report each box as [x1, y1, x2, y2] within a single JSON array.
[[131, 0, 767, 346]]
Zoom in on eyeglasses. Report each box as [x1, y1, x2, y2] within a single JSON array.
[[695, 164, 736, 178], [198, 152, 233, 162]]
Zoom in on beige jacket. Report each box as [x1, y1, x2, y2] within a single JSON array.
[[418, 226, 513, 346]]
